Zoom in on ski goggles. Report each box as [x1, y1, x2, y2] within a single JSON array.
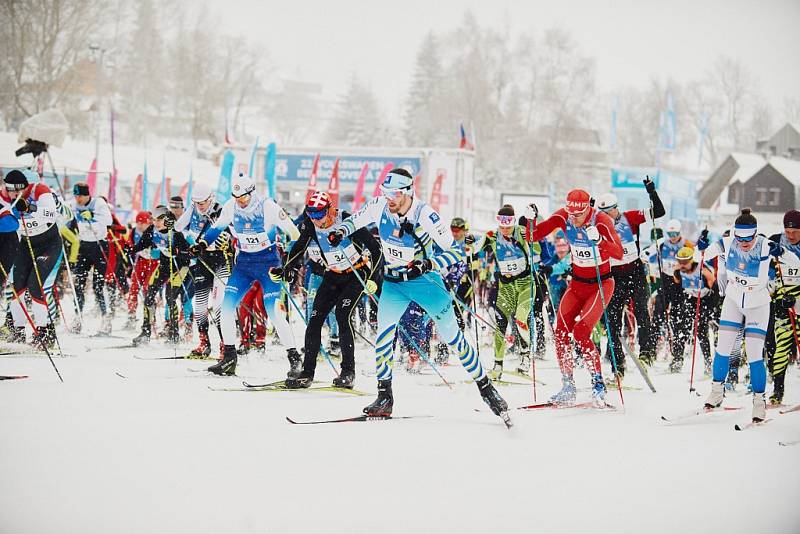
[[734, 224, 757, 242], [3, 182, 27, 192], [666, 231, 680, 238], [495, 214, 516, 227], [306, 206, 329, 220], [380, 185, 409, 201], [734, 233, 755, 242]]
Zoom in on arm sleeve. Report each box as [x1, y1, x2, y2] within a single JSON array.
[[339, 197, 385, 237], [352, 226, 383, 268], [597, 212, 624, 260], [131, 227, 154, 254], [649, 190, 666, 219], [419, 205, 464, 270], [174, 207, 192, 232], [35, 191, 58, 226], [531, 211, 567, 241], [200, 200, 234, 245], [95, 197, 113, 228], [59, 225, 80, 263], [266, 199, 300, 241]]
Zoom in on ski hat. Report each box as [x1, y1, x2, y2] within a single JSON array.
[[596, 193, 618, 212], [676, 246, 694, 262], [306, 190, 332, 220], [231, 172, 256, 198], [153, 205, 171, 220], [733, 208, 757, 240], [3, 169, 35, 191], [565, 189, 591, 215], [496, 204, 516, 227], [381, 168, 414, 198], [191, 182, 213, 203], [665, 219, 681, 234], [450, 217, 468, 230], [784, 209, 800, 229], [135, 211, 152, 224], [73, 182, 90, 196], [169, 195, 184, 209]]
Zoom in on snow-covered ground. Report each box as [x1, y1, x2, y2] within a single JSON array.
[[1, 307, 799, 534]]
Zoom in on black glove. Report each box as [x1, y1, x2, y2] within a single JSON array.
[[777, 294, 796, 311], [697, 229, 710, 251], [328, 229, 345, 247], [643, 176, 657, 195], [269, 266, 297, 285], [15, 197, 36, 213], [406, 258, 433, 279], [189, 240, 208, 257], [464, 234, 476, 245], [539, 264, 553, 277]]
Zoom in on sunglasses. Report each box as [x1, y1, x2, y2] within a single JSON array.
[[380, 186, 406, 201], [5, 183, 27, 191], [666, 231, 680, 238], [496, 214, 516, 227], [735, 234, 755, 242]]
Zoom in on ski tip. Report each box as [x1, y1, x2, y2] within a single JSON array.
[[501, 412, 513, 429], [734, 424, 743, 431], [115, 372, 126, 379], [285, 416, 298, 424]]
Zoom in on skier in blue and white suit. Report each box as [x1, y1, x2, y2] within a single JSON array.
[[190, 173, 301, 376], [328, 168, 510, 423], [698, 208, 784, 423]]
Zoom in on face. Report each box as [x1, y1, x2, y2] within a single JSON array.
[[568, 209, 589, 227], [605, 207, 620, 219], [499, 225, 514, 237], [311, 209, 335, 229], [170, 206, 184, 218], [154, 217, 166, 232], [785, 228, 800, 245], [386, 192, 411, 214], [195, 198, 212, 214], [136, 221, 149, 233], [677, 259, 693, 272], [5, 185, 22, 199], [451, 227, 465, 241], [736, 236, 756, 251], [667, 232, 681, 244], [234, 193, 251, 209], [75, 194, 90, 206]]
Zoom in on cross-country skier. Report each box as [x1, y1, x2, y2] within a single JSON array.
[[764, 209, 800, 404], [643, 219, 694, 371], [699, 208, 783, 423], [190, 173, 301, 376], [125, 211, 159, 330], [278, 190, 382, 389], [2, 169, 63, 349], [174, 183, 231, 358], [671, 246, 717, 374], [70, 181, 113, 334], [527, 189, 624, 406], [595, 178, 664, 371], [328, 168, 509, 422], [130, 205, 192, 345]]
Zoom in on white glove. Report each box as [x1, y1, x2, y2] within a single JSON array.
[[524, 203, 538, 221], [585, 225, 600, 243]]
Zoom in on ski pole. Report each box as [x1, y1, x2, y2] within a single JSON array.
[[279, 279, 339, 376], [688, 245, 707, 394], [59, 239, 83, 328], [589, 239, 625, 410], [420, 272, 505, 336], [338, 246, 452, 389], [0, 260, 63, 382], [526, 220, 538, 403], [297, 284, 375, 348]]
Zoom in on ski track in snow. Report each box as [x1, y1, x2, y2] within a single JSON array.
[[1, 313, 799, 534]]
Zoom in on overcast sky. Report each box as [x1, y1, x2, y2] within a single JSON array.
[[208, 0, 800, 120]]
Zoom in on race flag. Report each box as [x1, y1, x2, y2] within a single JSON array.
[[217, 150, 235, 203], [305, 154, 320, 203], [141, 158, 149, 211], [660, 92, 676, 150], [327, 158, 340, 209], [429, 169, 445, 211], [610, 96, 619, 151], [109, 106, 118, 205], [248, 136, 260, 178], [265, 142, 277, 199], [131, 173, 143, 212], [371, 162, 393, 198], [86, 158, 98, 195], [351, 163, 369, 211], [185, 165, 194, 202], [459, 123, 474, 150]]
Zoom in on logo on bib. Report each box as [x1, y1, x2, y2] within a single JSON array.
[[429, 212, 440, 223]]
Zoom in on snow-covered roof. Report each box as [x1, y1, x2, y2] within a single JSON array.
[[767, 156, 800, 186], [726, 152, 767, 186]]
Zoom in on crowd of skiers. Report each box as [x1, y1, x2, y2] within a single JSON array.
[[1, 164, 798, 425]]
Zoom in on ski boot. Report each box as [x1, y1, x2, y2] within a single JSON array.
[[668, 358, 683, 373], [99, 314, 112, 336], [8, 326, 26, 344], [70, 316, 82, 334], [550, 375, 577, 406], [285, 369, 314, 389], [123, 314, 138, 331], [236, 341, 251, 356], [165, 321, 180, 346], [769, 375, 784, 406], [208, 345, 237, 376], [132, 318, 151, 346], [188, 331, 211, 359], [752, 392, 766, 423], [704, 381, 725, 409], [476, 376, 511, 425], [253, 340, 266, 352], [183, 322, 194, 343], [286, 348, 302, 379], [332, 369, 355, 389], [639, 348, 656, 367], [516, 353, 531, 374], [591, 373, 607, 408], [490, 360, 503, 381], [363, 379, 393, 416]]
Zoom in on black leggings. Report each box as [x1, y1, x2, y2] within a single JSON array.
[[0, 231, 19, 285], [303, 270, 365, 375], [13, 225, 62, 302]]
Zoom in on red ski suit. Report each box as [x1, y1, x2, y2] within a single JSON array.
[[532, 207, 623, 377]]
